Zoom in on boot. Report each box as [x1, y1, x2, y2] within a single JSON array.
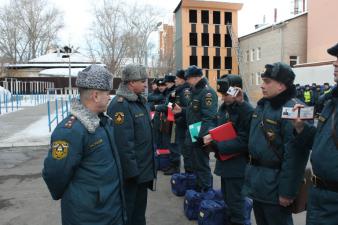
[[164, 165, 180, 175]]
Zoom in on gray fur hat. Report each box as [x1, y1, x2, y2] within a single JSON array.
[[122, 64, 148, 82], [76, 65, 113, 91]]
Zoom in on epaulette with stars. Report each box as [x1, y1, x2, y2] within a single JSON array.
[[117, 96, 124, 103], [65, 116, 76, 128]]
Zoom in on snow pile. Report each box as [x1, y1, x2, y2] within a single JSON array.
[[0, 85, 11, 98]]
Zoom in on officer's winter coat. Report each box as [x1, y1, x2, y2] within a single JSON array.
[[243, 87, 310, 204], [183, 78, 218, 138], [42, 100, 126, 225], [107, 83, 156, 185], [292, 86, 338, 225]]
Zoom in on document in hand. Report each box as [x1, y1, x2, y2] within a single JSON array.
[[208, 122, 239, 161], [189, 121, 202, 142]]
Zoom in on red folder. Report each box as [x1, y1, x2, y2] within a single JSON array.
[[208, 122, 240, 161], [156, 149, 170, 155], [150, 111, 155, 120], [209, 122, 237, 142], [167, 107, 175, 122]]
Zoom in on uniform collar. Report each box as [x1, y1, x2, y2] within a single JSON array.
[[193, 77, 208, 91], [257, 85, 296, 109], [70, 99, 100, 133], [116, 83, 147, 103], [175, 82, 190, 92]]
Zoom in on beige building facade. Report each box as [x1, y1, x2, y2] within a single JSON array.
[[239, 13, 307, 102], [159, 24, 175, 74], [307, 0, 338, 63], [174, 0, 242, 88]]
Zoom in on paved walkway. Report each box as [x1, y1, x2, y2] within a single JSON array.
[[0, 103, 56, 142]]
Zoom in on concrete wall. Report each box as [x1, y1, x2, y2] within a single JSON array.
[[293, 63, 335, 86]]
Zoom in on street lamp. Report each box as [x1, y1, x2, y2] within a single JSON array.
[[61, 47, 72, 97], [145, 22, 162, 67]]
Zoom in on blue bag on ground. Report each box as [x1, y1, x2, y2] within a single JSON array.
[[155, 149, 170, 171], [171, 173, 197, 196], [244, 197, 253, 225], [184, 189, 223, 220], [198, 200, 228, 225]]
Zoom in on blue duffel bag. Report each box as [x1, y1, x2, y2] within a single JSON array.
[[244, 197, 253, 225], [171, 173, 197, 196], [184, 189, 223, 220], [155, 149, 170, 171], [198, 200, 228, 225]]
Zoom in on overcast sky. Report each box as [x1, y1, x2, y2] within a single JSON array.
[[48, 0, 297, 51], [1, 0, 299, 52]]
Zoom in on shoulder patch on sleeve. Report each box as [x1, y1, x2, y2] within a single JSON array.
[[205, 92, 213, 106], [114, 112, 125, 125], [64, 116, 76, 128], [51, 140, 69, 160]]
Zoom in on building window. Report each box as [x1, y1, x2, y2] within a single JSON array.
[[225, 57, 232, 70], [250, 73, 255, 86], [213, 11, 220, 24], [189, 10, 197, 23], [257, 47, 261, 60], [250, 49, 255, 62], [290, 56, 299, 67], [213, 56, 221, 69], [256, 72, 261, 85], [202, 56, 209, 69], [213, 34, 221, 47], [246, 50, 250, 62], [225, 12, 232, 24], [189, 33, 198, 46], [190, 56, 198, 66], [201, 10, 209, 24], [202, 33, 209, 46], [225, 34, 232, 47]]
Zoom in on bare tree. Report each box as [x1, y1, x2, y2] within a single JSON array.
[[88, 0, 162, 76], [0, 0, 64, 63], [125, 4, 162, 66], [88, 0, 132, 76]]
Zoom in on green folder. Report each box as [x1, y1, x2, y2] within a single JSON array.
[[189, 121, 201, 142]]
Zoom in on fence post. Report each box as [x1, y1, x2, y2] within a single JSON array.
[[55, 98, 58, 124]]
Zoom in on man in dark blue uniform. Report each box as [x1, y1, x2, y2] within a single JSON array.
[[173, 65, 218, 191], [107, 64, 156, 225], [161, 70, 192, 175], [242, 62, 309, 225], [42, 65, 126, 225], [171, 69, 193, 174], [154, 74, 178, 173], [292, 43, 338, 225], [148, 78, 166, 149], [203, 75, 254, 225]]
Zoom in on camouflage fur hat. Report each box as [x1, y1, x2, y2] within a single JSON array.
[[76, 64, 113, 91]]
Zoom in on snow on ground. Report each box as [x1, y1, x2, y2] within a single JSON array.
[[0, 115, 57, 148]]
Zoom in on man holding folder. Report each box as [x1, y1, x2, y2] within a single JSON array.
[[173, 65, 218, 192], [203, 75, 254, 225]]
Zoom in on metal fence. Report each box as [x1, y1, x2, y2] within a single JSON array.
[[0, 93, 48, 115]]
